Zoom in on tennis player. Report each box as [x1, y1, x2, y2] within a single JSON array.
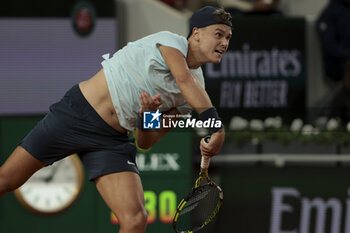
[[0, 6, 232, 233]]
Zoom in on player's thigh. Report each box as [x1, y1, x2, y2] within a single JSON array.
[[0, 146, 46, 189], [94, 171, 145, 218]]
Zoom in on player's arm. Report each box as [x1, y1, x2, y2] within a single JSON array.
[[158, 45, 224, 157], [159, 45, 211, 113], [135, 92, 181, 150]]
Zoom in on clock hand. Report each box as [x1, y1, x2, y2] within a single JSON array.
[[43, 164, 60, 183]]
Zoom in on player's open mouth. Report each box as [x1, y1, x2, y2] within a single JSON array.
[[215, 50, 224, 55]]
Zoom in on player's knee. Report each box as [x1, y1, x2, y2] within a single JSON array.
[[120, 208, 148, 232]]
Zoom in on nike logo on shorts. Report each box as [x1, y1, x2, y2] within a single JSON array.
[[127, 160, 136, 166]]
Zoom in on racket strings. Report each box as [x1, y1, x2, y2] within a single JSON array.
[[180, 188, 211, 215], [179, 188, 211, 216], [175, 184, 221, 231]]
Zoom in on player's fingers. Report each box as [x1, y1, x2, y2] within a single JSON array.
[[200, 147, 212, 157], [141, 92, 150, 100], [152, 94, 161, 100], [200, 137, 219, 157], [200, 146, 211, 155], [140, 94, 147, 108], [200, 139, 211, 154], [143, 92, 152, 99], [140, 92, 152, 106], [139, 92, 147, 102], [154, 100, 162, 106], [152, 94, 162, 106], [140, 92, 162, 112], [140, 93, 152, 112], [139, 94, 144, 107]]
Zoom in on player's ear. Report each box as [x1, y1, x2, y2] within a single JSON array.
[[192, 27, 200, 41]]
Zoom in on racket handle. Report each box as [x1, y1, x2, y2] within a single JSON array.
[[200, 136, 211, 171], [200, 156, 211, 171]]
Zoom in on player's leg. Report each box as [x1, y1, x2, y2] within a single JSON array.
[[0, 146, 46, 196], [94, 172, 148, 233]]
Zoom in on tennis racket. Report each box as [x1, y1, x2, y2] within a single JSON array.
[[172, 136, 223, 233]]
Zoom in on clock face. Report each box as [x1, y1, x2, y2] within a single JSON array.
[[14, 155, 84, 215]]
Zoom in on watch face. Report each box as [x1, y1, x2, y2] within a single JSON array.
[[15, 155, 84, 215]]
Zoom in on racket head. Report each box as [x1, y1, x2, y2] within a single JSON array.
[[172, 178, 223, 233]]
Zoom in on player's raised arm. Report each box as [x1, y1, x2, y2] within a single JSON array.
[[158, 46, 213, 114], [158, 45, 225, 157], [157, 6, 232, 157]]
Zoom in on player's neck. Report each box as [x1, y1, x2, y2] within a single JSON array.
[[186, 41, 203, 69]]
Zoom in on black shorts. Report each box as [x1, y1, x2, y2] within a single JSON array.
[[20, 84, 139, 181]]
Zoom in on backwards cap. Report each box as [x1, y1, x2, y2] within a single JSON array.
[[188, 6, 232, 38]]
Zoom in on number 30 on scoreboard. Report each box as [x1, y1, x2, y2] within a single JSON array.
[[110, 190, 177, 224]]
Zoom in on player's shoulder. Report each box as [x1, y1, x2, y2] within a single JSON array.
[[136, 31, 186, 46], [150, 31, 187, 42], [155, 30, 185, 38], [141, 31, 188, 57]]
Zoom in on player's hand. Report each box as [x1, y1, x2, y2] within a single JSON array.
[[139, 92, 162, 115], [200, 129, 225, 157]]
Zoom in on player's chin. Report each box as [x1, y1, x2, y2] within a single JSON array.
[[212, 54, 223, 63], [212, 58, 222, 64]]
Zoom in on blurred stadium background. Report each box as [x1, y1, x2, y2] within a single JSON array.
[[1, 0, 349, 232]]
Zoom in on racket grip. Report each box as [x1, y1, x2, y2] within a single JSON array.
[[200, 136, 211, 170], [200, 156, 210, 171]]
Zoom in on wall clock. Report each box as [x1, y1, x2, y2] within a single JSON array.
[[14, 154, 84, 215]]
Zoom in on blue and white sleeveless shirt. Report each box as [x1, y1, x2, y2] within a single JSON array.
[[101, 31, 205, 132]]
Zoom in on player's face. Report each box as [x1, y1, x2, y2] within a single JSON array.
[[198, 24, 232, 64]]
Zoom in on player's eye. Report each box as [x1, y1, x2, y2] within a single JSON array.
[[215, 32, 222, 38]]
